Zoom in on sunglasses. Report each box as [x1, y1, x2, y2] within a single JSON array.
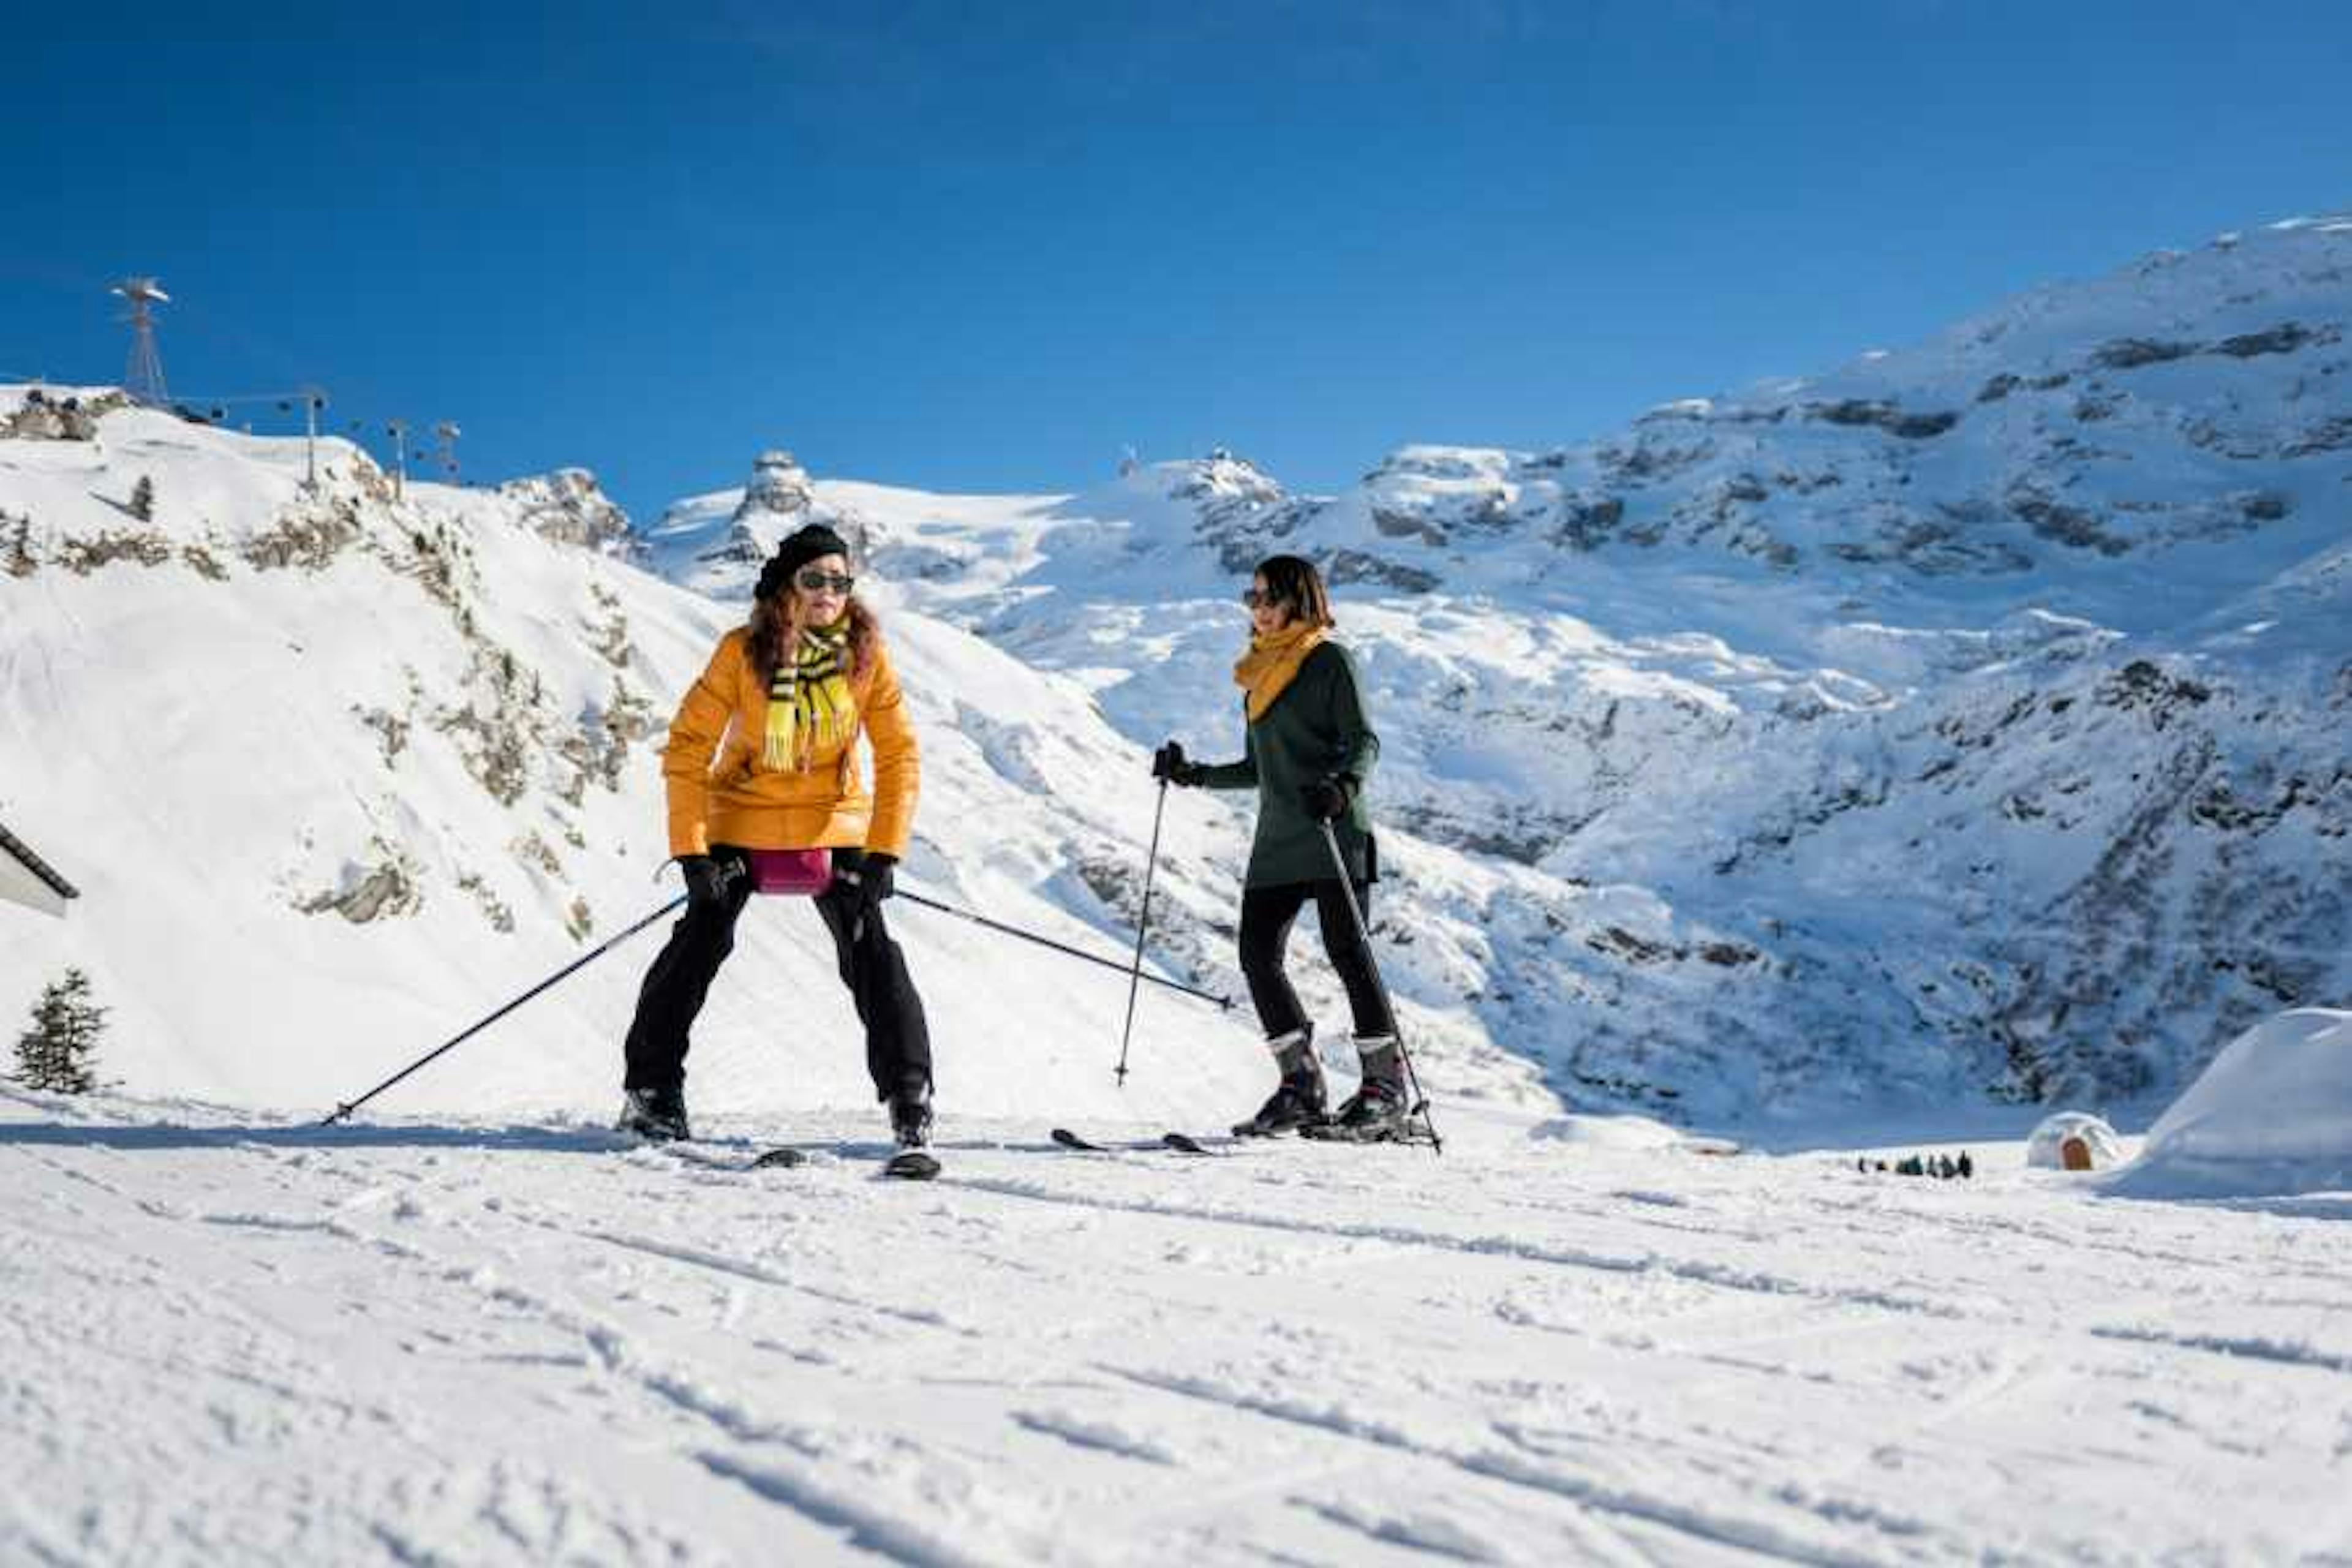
[[796, 568, 856, 595], [1240, 589, 1289, 610]]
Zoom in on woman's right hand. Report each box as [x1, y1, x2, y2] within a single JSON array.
[[679, 853, 744, 908], [1152, 741, 1205, 786]]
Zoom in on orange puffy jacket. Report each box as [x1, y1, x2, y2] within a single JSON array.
[[660, 627, 919, 859]]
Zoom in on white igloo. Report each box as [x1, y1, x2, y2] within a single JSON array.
[[2026, 1112, 2126, 1172]]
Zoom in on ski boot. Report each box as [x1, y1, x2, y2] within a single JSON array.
[[1232, 1028, 1327, 1136], [1307, 1037, 1411, 1143], [889, 1082, 934, 1150], [1313, 1077, 1411, 1142], [617, 1084, 690, 1143]]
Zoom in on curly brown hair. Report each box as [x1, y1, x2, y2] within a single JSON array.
[[747, 590, 880, 687]]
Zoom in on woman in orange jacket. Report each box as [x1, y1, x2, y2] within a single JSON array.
[[619, 522, 932, 1148]]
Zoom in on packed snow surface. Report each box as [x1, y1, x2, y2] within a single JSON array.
[[6, 1088, 2350, 1566]]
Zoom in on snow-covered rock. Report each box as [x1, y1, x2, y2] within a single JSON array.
[[496, 467, 632, 553]]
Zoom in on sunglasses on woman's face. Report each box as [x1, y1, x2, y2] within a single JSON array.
[[1241, 589, 1287, 610], [796, 568, 856, 595]]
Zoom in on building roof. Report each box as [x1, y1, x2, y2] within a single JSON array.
[[0, 818, 78, 911]]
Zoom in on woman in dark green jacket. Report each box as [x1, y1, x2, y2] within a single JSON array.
[[1153, 554, 1405, 1139]]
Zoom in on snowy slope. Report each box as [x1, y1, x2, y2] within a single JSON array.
[[647, 212, 2352, 1117], [6, 1083, 2350, 1565]]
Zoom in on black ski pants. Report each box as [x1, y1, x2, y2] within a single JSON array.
[[1237, 877, 1396, 1045], [623, 846, 932, 1103]]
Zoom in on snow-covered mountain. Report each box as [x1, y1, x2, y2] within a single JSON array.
[[643, 211, 2352, 1118], [6, 210, 2348, 1131]]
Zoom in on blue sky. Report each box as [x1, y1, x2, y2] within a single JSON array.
[[4, 1, 2347, 522]]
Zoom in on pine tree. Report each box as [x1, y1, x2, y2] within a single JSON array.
[[2, 513, 34, 578], [13, 968, 107, 1094]]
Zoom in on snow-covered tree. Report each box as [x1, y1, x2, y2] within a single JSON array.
[[13, 968, 107, 1094]]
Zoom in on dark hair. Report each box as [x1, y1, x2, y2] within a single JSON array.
[[1253, 554, 1334, 628], [747, 581, 879, 686]]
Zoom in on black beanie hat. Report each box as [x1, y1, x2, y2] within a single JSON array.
[[756, 522, 853, 601]]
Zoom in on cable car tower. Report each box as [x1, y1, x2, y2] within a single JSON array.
[[111, 277, 170, 405]]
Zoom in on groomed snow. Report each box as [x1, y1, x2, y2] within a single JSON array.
[[4, 1088, 2349, 1565]]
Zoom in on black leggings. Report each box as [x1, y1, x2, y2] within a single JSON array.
[[622, 847, 932, 1102], [1237, 878, 1396, 1044]]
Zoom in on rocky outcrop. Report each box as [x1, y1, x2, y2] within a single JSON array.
[[499, 469, 633, 553], [734, 450, 814, 522], [1, 388, 130, 440]]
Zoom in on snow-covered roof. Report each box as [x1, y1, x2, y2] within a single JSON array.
[[0, 818, 78, 916]]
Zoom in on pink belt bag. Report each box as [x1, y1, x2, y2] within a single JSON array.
[[745, 848, 834, 897]]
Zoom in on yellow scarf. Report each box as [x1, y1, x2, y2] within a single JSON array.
[[1233, 622, 1327, 721], [763, 621, 858, 771]]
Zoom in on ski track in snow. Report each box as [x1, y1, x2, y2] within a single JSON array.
[[6, 1099, 2352, 1565]]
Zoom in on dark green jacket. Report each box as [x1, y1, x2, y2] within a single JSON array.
[[1198, 641, 1379, 886]]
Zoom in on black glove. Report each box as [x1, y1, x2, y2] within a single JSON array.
[[1152, 741, 1206, 787], [679, 852, 743, 909], [1300, 777, 1352, 822], [841, 851, 896, 911]]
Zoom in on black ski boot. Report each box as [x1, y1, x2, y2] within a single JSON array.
[[889, 1082, 933, 1150], [617, 1084, 690, 1143], [1313, 1077, 1409, 1142], [1307, 1037, 1411, 1143], [1233, 1070, 1327, 1136], [1233, 1030, 1327, 1136]]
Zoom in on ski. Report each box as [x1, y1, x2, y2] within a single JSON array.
[[635, 1138, 807, 1172], [1049, 1127, 1221, 1156], [1300, 1117, 1440, 1147]]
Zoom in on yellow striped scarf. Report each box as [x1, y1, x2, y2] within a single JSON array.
[[763, 622, 858, 771]]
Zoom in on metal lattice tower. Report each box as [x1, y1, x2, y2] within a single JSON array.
[[111, 277, 170, 405]]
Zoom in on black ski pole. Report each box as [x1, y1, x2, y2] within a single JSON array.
[[894, 886, 1231, 1010], [1113, 775, 1172, 1086], [1316, 818, 1443, 1155], [320, 890, 690, 1126]]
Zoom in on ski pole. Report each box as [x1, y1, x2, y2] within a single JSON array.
[[894, 886, 1231, 1010], [1113, 775, 1172, 1086], [1317, 818, 1443, 1155], [320, 891, 690, 1125]]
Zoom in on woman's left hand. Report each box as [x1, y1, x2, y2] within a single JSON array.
[[1300, 778, 1351, 822], [845, 851, 897, 911]]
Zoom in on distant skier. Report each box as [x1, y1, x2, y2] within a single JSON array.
[[1153, 553, 1406, 1140], [618, 522, 933, 1149]]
